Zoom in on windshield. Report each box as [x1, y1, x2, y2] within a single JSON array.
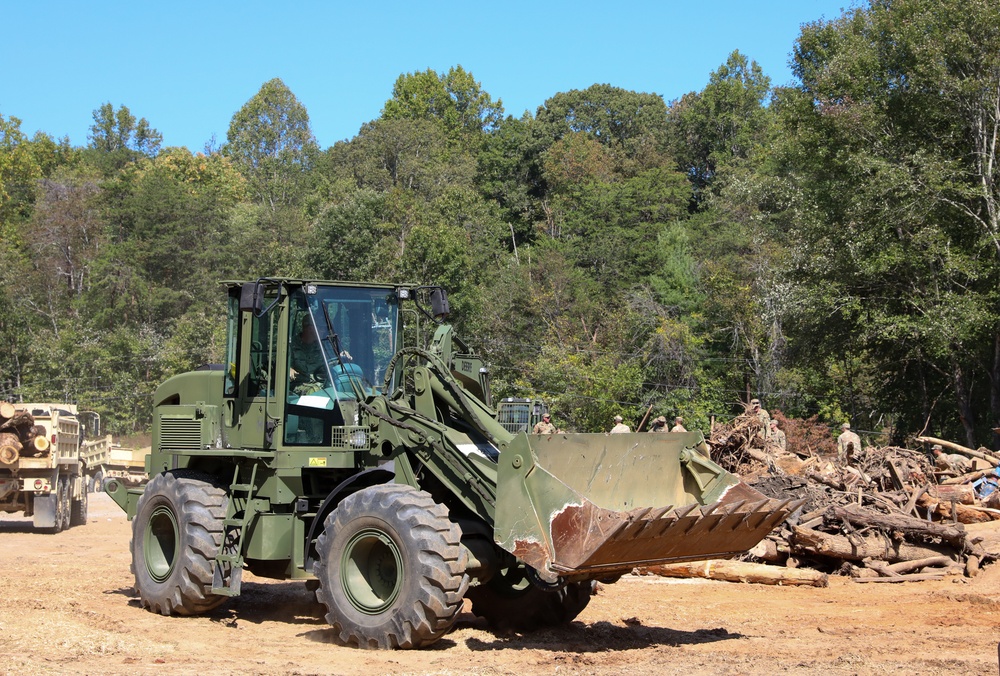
[[289, 285, 398, 398]]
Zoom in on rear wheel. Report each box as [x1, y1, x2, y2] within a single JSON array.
[[466, 562, 595, 632], [131, 470, 227, 616], [44, 477, 68, 534], [93, 471, 104, 493], [70, 480, 88, 526], [314, 483, 469, 649], [60, 477, 71, 531]]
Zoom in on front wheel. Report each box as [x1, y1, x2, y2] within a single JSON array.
[[466, 562, 595, 632], [131, 470, 227, 616], [314, 483, 469, 649]]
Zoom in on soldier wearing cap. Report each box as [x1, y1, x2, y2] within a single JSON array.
[[532, 412, 556, 435], [670, 416, 687, 433], [649, 415, 668, 433], [836, 422, 862, 464], [750, 398, 771, 439], [932, 444, 971, 474], [769, 420, 787, 452], [610, 415, 630, 434]]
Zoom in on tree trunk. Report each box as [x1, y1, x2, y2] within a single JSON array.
[[644, 559, 828, 587], [992, 331, 1000, 448], [952, 359, 978, 449], [831, 505, 966, 547], [851, 572, 949, 583], [916, 494, 1000, 524], [927, 484, 975, 505], [0, 432, 23, 464], [915, 436, 1000, 465], [0, 411, 34, 432], [789, 525, 956, 563]]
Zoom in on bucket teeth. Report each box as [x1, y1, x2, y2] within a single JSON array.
[[622, 505, 676, 540], [672, 503, 699, 519], [546, 491, 803, 574]]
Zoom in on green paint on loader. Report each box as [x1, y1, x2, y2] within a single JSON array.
[[106, 278, 801, 649]]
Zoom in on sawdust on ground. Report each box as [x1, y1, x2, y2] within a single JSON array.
[[1, 493, 998, 675]]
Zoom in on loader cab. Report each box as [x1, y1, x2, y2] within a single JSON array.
[[225, 280, 401, 449]]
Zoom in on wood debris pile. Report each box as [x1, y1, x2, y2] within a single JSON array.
[[696, 409, 999, 584], [0, 402, 47, 465]]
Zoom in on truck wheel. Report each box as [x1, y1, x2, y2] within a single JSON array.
[[93, 471, 104, 493], [466, 563, 595, 632], [44, 477, 67, 534], [314, 483, 469, 649], [60, 477, 71, 531], [70, 480, 88, 526], [131, 470, 227, 616]]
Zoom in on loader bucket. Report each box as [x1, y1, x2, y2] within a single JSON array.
[[494, 431, 802, 581]]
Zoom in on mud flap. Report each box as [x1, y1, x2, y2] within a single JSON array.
[[494, 432, 803, 581], [32, 494, 56, 529]]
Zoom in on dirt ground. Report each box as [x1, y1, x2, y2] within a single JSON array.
[[1, 493, 999, 676]]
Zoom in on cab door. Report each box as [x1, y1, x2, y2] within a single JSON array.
[[223, 284, 283, 450]]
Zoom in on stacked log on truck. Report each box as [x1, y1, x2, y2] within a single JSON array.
[[0, 402, 88, 532], [0, 401, 51, 463]]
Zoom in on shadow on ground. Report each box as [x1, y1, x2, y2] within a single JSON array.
[[463, 618, 742, 652]]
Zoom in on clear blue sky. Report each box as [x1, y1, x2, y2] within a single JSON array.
[[2, 1, 852, 152]]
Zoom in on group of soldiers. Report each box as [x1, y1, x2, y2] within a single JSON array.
[[531, 401, 978, 479], [610, 414, 687, 434], [931, 444, 972, 474], [532, 398, 790, 452], [747, 398, 788, 452]]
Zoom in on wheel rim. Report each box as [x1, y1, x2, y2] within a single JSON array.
[[340, 527, 403, 614], [144, 504, 179, 582]]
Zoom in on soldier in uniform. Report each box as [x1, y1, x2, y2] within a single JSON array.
[[648, 415, 668, 432], [532, 413, 556, 435], [836, 422, 862, 464], [769, 420, 787, 452], [932, 444, 971, 474], [749, 398, 771, 439], [670, 417, 687, 433], [610, 415, 630, 434], [290, 319, 327, 395]]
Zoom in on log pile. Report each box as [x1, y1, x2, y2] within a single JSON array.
[[652, 408, 1000, 585], [0, 403, 48, 465]]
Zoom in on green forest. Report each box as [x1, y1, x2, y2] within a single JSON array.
[[1, 0, 999, 448]]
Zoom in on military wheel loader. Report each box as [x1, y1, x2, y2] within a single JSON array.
[[106, 279, 801, 649]]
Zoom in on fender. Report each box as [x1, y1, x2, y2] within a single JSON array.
[[303, 464, 395, 571]]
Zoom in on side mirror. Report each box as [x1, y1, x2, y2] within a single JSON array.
[[239, 283, 262, 314], [430, 288, 450, 319]]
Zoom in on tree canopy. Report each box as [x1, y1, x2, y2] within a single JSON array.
[[1, 1, 998, 446]]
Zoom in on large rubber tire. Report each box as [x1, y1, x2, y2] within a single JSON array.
[[466, 563, 595, 632], [70, 480, 88, 526], [131, 470, 227, 616], [314, 483, 469, 649], [44, 477, 67, 534], [93, 471, 104, 493], [60, 477, 71, 531]]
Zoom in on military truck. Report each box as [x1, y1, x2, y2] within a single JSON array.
[[78, 412, 148, 491], [0, 402, 88, 532], [106, 279, 800, 649]]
